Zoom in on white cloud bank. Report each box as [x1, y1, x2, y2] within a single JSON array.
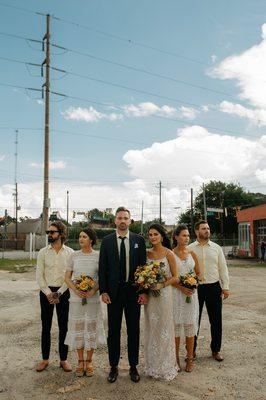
[[210, 24, 266, 127], [1, 127, 265, 223]]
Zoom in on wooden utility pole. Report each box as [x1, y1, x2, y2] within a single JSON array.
[[140, 200, 144, 235], [203, 183, 207, 221], [42, 14, 50, 233], [159, 181, 162, 224], [14, 129, 18, 249], [190, 188, 194, 235], [66, 190, 69, 236]]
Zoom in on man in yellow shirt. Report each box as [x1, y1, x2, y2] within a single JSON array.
[[188, 220, 229, 362]]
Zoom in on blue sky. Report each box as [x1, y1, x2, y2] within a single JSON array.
[[0, 1, 265, 222]]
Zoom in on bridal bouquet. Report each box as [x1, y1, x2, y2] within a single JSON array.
[[134, 261, 166, 297], [73, 275, 95, 305], [179, 270, 199, 303]]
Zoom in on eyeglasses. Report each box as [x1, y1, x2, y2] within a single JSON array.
[[46, 230, 59, 235]]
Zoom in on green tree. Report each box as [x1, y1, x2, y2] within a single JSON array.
[[179, 181, 266, 238]]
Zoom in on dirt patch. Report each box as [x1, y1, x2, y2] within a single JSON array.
[[0, 267, 265, 400]]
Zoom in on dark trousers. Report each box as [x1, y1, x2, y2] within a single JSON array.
[[40, 287, 70, 361], [194, 281, 222, 353], [107, 283, 140, 367]]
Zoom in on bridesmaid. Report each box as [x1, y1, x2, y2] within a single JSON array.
[[65, 227, 105, 377], [172, 224, 200, 372]]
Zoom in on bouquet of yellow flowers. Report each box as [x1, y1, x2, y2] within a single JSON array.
[[73, 275, 95, 305], [179, 270, 199, 303], [134, 261, 166, 297]]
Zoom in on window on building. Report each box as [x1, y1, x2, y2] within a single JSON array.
[[238, 223, 250, 252]]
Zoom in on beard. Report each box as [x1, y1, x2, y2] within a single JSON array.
[[48, 236, 57, 243]]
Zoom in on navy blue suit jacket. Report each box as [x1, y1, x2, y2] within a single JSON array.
[[99, 231, 146, 301]]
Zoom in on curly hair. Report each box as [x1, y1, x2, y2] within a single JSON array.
[[50, 221, 67, 243], [148, 223, 171, 249], [172, 224, 189, 248], [80, 227, 97, 247]]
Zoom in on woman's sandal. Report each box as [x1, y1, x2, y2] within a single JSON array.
[[185, 357, 194, 373], [76, 359, 84, 377], [176, 357, 181, 372], [85, 360, 94, 377]]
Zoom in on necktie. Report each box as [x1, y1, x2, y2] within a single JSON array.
[[119, 236, 126, 282]]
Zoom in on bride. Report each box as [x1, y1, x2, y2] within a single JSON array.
[[144, 224, 179, 380]]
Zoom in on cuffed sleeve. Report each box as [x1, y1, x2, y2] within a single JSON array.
[[36, 249, 51, 295], [218, 247, 229, 290]]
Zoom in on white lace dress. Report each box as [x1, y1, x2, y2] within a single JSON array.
[[65, 250, 106, 350], [144, 256, 178, 380], [172, 253, 199, 337]]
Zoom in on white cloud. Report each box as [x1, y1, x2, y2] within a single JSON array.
[[62, 102, 200, 124], [219, 101, 266, 126], [0, 155, 5, 162], [1, 126, 265, 223], [30, 161, 66, 170], [211, 54, 217, 63], [179, 106, 199, 120], [209, 24, 266, 109]]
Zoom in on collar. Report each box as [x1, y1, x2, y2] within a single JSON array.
[[195, 239, 211, 246], [116, 230, 130, 240], [48, 243, 65, 251]]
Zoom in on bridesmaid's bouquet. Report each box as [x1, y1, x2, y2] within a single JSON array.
[[179, 270, 199, 303], [73, 275, 95, 305], [134, 261, 166, 297]]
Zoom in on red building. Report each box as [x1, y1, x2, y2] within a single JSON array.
[[237, 204, 266, 258]]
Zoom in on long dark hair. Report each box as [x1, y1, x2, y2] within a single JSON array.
[[148, 223, 171, 249], [172, 224, 189, 248]]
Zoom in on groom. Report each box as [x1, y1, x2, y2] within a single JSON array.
[[99, 207, 147, 383]]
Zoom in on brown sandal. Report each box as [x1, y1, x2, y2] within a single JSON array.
[[185, 357, 194, 373], [36, 360, 49, 372], [176, 357, 181, 371], [76, 359, 84, 377], [85, 359, 94, 377]]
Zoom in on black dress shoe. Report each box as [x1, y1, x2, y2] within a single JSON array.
[[129, 366, 140, 383], [108, 366, 118, 383]]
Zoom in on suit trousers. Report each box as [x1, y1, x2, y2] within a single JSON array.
[[107, 283, 140, 367], [40, 287, 70, 361], [194, 281, 222, 353]]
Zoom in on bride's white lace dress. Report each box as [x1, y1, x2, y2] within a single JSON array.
[[144, 256, 179, 380]]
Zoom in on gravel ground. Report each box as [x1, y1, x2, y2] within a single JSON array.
[[0, 265, 265, 400]]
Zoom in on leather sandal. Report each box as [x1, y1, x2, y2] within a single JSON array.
[[85, 360, 94, 377], [185, 357, 194, 372], [36, 360, 49, 372], [176, 357, 181, 371], [76, 359, 84, 377], [60, 360, 72, 372]]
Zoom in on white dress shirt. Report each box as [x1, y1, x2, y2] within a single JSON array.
[[188, 240, 229, 290], [116, 230, 130, 281], [36, 244, 74, 295]]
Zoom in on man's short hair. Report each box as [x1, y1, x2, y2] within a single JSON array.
[[115, 206, 131, 216], [50, 220, 67, 242], [194, 220, 208, 231]]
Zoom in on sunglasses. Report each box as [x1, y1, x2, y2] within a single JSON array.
[[46, 230, 59, 235]]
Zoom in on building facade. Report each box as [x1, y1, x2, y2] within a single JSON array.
[[237, 204, 266, 258]]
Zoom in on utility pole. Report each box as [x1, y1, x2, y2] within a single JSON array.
[[140, 200, 144, 235], [66, 190, 69, 237], [159, 181, 162, 224], [190, 188, 194, 236], [42, 14, 50, 234], [203, 183, 207, 221], [14, 129, 18, 249]]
